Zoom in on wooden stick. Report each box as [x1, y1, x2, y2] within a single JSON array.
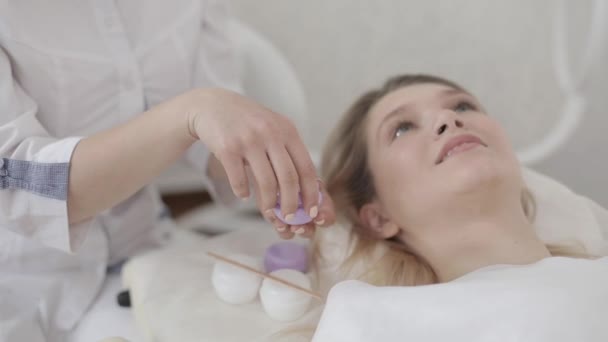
[[207, 251, 323, 302]]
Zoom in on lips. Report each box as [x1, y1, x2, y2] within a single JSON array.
[[436, 134, 485, 164]]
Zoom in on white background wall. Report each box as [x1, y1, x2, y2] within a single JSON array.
[[231, 1, 608, 206]]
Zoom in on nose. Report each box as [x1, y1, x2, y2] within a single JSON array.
[[434, 110, 463, 136]]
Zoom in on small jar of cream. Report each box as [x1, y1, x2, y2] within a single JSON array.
[[264, 241, 309, 273]]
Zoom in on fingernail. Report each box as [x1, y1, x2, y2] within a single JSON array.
[[314, 218, 325, 226], [295, 227, 306, 235], [309, 206, 318, 218], [285, 213, 295, 223], [277, 226, 286, 232]]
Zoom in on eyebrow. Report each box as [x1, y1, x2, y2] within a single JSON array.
[[375, 87, 469, 143]]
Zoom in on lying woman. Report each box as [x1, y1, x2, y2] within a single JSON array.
[[309, 74, 608, 341]]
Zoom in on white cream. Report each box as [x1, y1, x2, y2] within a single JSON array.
[[211, 254, 263, 304], [259, 269, 312, 321]]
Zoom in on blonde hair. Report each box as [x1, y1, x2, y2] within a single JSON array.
[[314, 74, 590, 289]]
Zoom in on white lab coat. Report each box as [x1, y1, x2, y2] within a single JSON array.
[[0, 1, 240, 341]]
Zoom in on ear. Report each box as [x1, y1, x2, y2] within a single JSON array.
[[359, 202, 400, 239]]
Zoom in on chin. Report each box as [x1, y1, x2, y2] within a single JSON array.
[[440, 149, 515, 195]]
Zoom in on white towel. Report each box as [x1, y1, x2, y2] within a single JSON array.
[[313, 257, 608, 342]]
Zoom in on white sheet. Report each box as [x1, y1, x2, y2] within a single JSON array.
[[122, 226, 317, 342], [312, 257, 608, 342]]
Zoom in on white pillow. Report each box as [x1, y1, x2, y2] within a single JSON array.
[[522, 168, 608, 255]]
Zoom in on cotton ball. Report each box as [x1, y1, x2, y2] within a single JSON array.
[[211, 253, 263, 304], [260, 269, 312, 321]]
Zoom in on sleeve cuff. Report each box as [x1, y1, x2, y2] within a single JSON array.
[[2, 136, 95, 253]]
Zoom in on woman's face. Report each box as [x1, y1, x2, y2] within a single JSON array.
[[365, 83, 522, 231]]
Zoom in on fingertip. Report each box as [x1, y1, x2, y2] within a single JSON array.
[[301, 226, 315, 239], [314, 218, 326, 226], [280, 197, 299, 222], [264, 209, 288, 230], [308, 205, 319, 220], [314, 210, 334, 227], [279, 231, 295, 240], [233, 185, 250, 200]]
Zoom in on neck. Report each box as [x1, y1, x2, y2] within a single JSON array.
[[403, 204, 551, 282]]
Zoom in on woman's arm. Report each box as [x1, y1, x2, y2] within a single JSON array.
[[67, 88, 333, 235], [67, 93, 195, 224]]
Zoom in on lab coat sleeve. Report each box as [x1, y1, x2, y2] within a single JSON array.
[[185, 0, 243, 205], [0, 46, 90, 253]]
